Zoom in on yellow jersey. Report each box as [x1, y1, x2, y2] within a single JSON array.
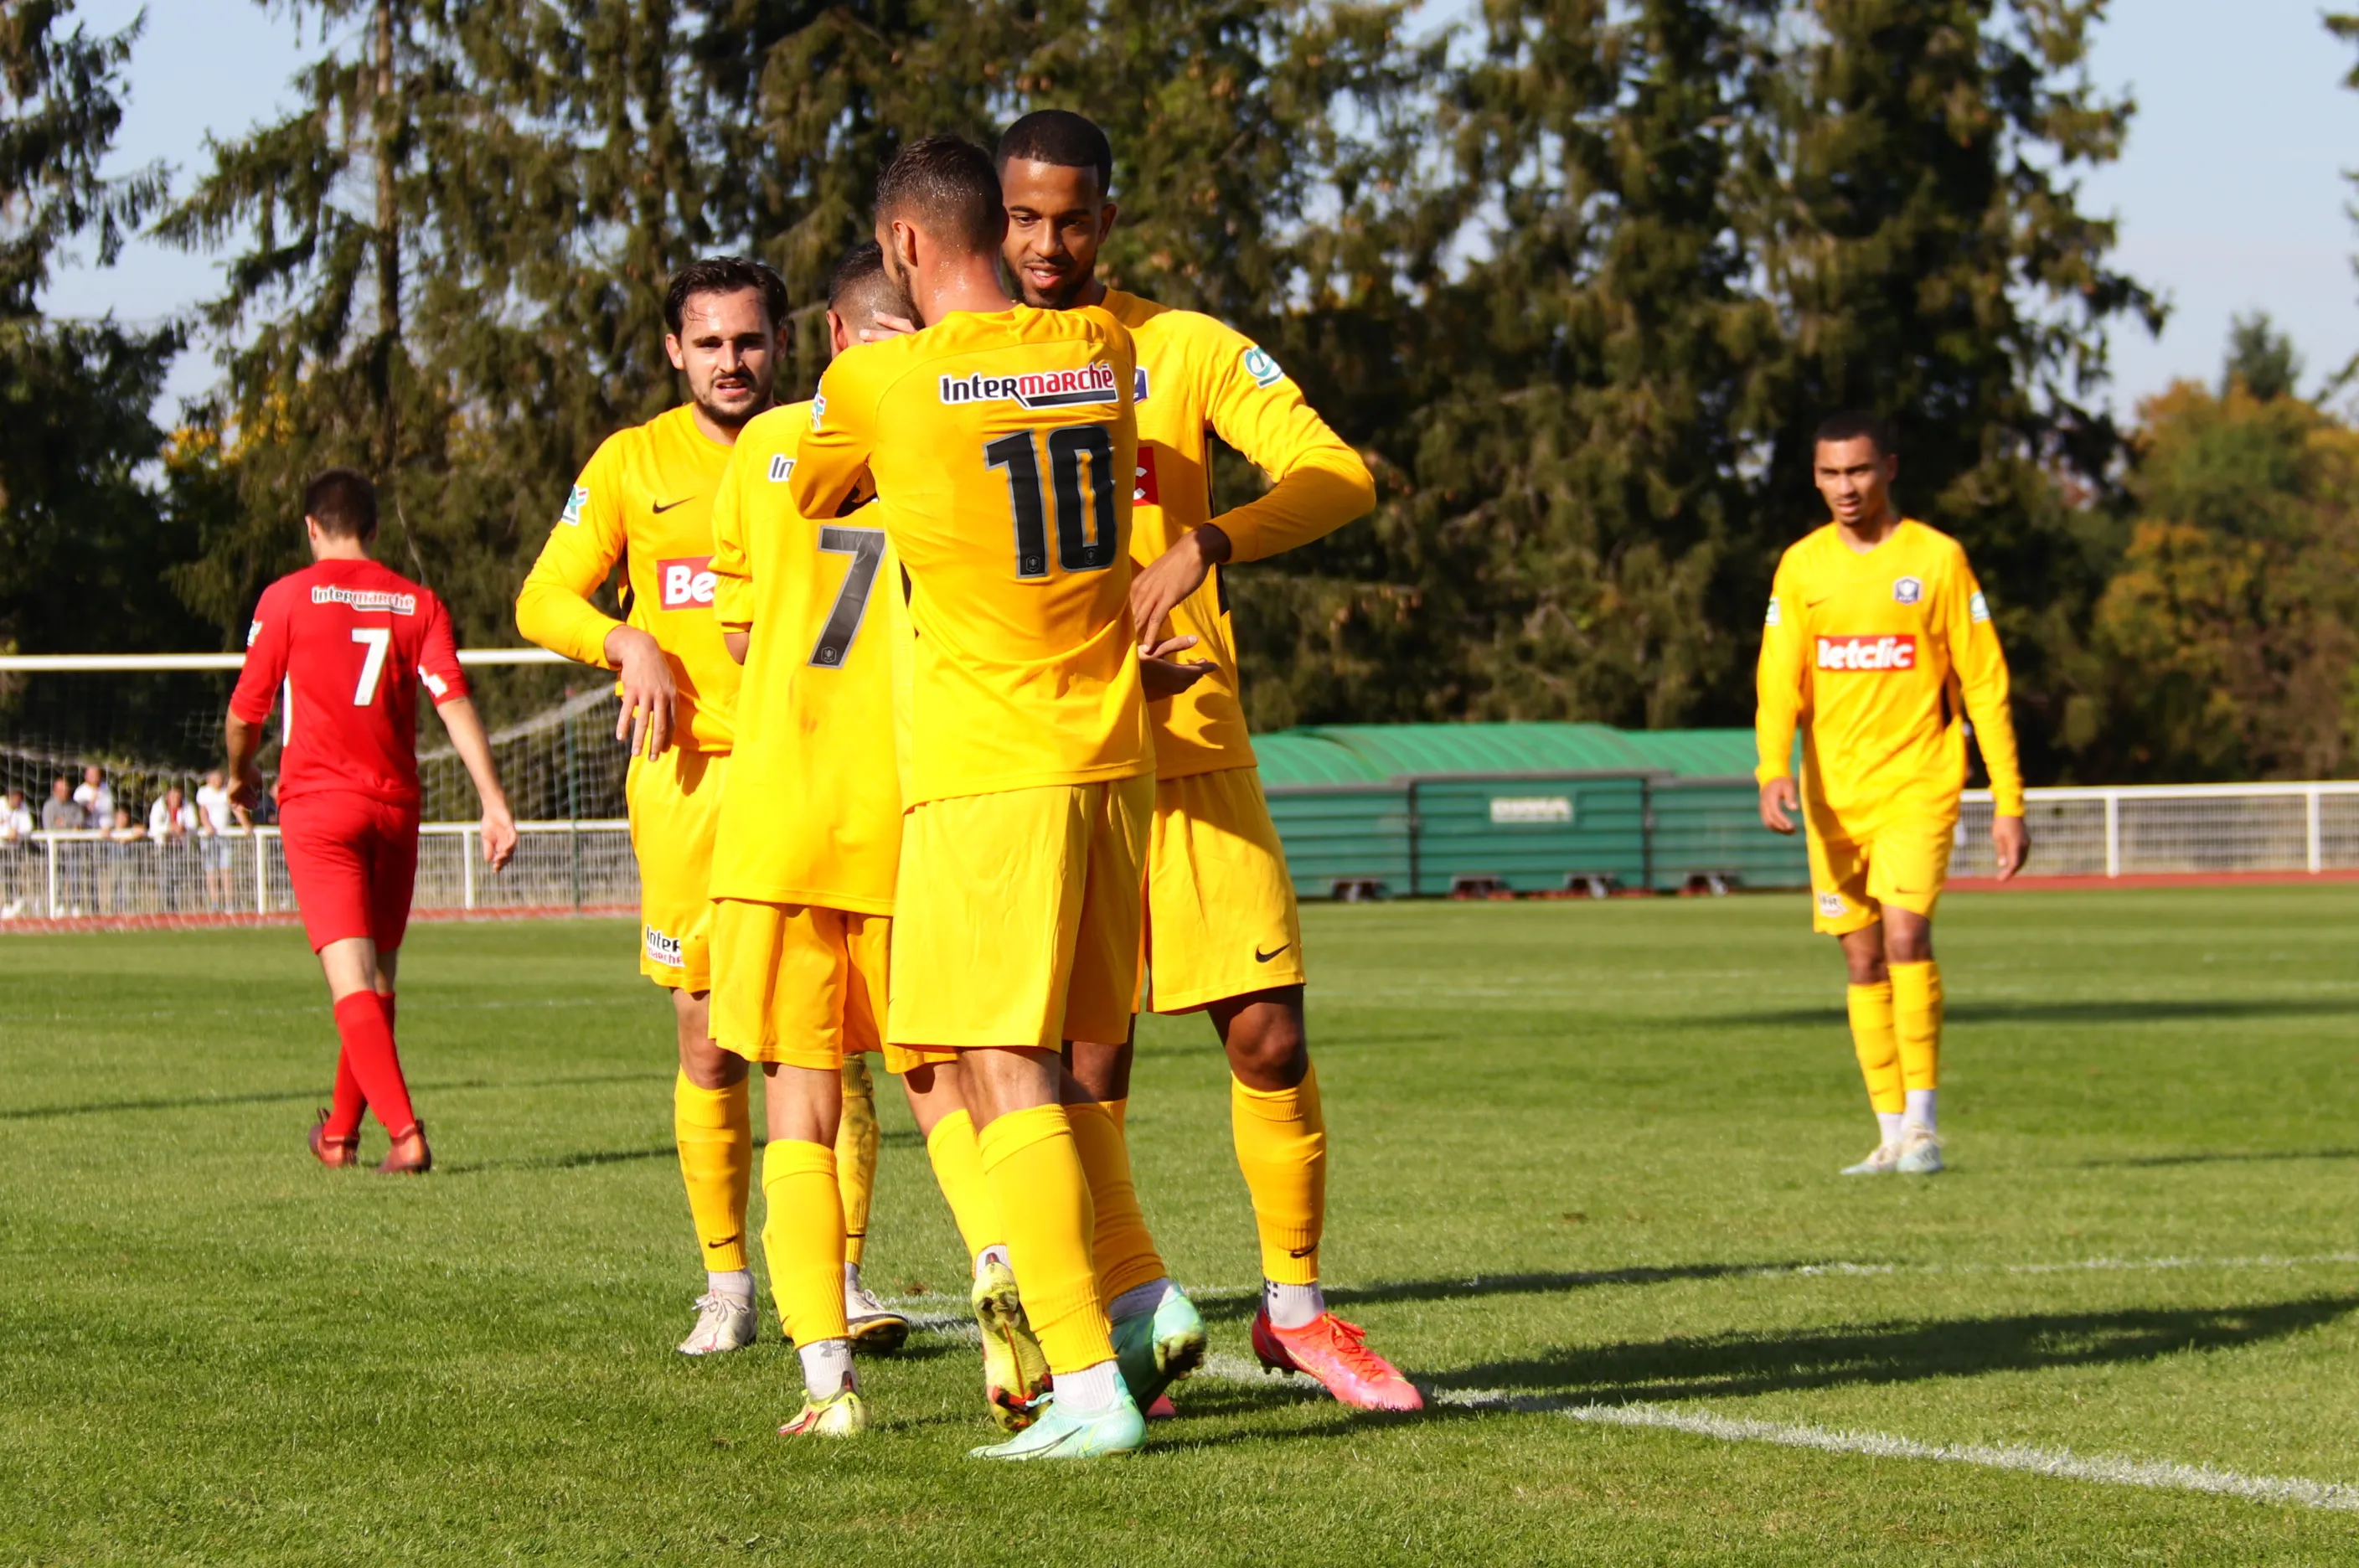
[[1755, 518, 2025, 821], [1103, 290, 1376, 777], [788, 305, 1149, 804], [515, 404, 741, 752], [705, 400, 900, 914]]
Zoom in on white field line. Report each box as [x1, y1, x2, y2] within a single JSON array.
[[1190, 1354, 2359, 1512]]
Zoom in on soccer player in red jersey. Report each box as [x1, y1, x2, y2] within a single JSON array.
[[225, 469, 519, 1174]]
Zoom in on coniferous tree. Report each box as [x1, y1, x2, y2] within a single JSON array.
[[0, 0, 191, 658]]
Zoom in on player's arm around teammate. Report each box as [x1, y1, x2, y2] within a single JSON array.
[[516, 259, 785, 1354], [226, 469, 518, 1176], [1757, 412, 2028, 1177], [994, 111, 1418, 1413]]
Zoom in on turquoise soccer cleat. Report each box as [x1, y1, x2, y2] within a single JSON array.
[[968, 1390, 1147, 1460], [1111, 1286, 1207, 1411]]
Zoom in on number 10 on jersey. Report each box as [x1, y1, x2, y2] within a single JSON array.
[[984, 426, 1121, 579]]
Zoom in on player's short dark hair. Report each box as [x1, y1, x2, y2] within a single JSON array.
[[875, 135, 1004, 255], [828, 240, 886, 310], [996, 110, 1113, 198], [663, 256, 789, 337], [1813, 410, 1896, 457], [302, 467, 378, 540]]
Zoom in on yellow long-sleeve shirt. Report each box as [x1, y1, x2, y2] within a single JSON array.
[[514, 404, 741, 753], [705, 401, 901, 913], [788, 305, 1149, 805], [1755, 518, 2025, 822], [1104, 291, 1376, 777]]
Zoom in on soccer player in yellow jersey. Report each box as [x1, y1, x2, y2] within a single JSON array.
[[705, 242, 1053, 1438], [516, 257, 820, 1355], [1756, 412, 2031, 1176], [791, 135, 1204, 1461], [991, 111, 1419, 1411]]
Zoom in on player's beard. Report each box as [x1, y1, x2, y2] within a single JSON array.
[[693, 367, 772, 433]]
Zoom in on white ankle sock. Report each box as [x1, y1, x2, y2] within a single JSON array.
[[1054, 1358, 1125, 1414], [843, 1261, 863, 1289], [1263, 1279, 1326, 1329], [1108, 1277, 1174, 1323], [798, 1338, 855, 1400], [974, 1244, 1012, 1280], [1876, 1111, 1905, 1145], [1904, 1090, 1937, 1134], [708, 1269, 755, 1302]]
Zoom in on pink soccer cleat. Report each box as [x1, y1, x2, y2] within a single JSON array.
[[1252, 1309, 1423, 1411], [1145, 1392, 1177, 1421]]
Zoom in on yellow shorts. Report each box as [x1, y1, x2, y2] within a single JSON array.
[[1806, 802, 1958, 936], [625, 745, 725, 989], [1143, 766, 1305, 1014], [710, 899, 951, 1074], [887, 776, 1153, 1050]]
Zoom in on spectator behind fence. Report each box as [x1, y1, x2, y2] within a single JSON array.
[[73, 763, 113, 830], [43, 776, 88, 916], [104, 805, 147, 913], [1, 787, 33, 918], [196, 767, 245, 911], [151, 785, 199, 913]]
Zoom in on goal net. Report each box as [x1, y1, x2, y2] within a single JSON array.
[[0, 652, 640, 926]]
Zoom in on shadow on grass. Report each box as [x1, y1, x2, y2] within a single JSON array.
[[440, 1145, 678, 1175], [1190, 1262, 1830, 1324], [1715, 997, 2359, 1030], [0, 1070, 668, 1122], [1424, 1294, 2359, 1406], [2081, 1148, 2359, 1169]]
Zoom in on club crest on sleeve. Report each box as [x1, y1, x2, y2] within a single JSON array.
[[1969, 590, 1991, 623], [246, 619, 263, 647], [421, 668, 449, 699], [767, 454, 793, 482], [810, 392, 827, 430], [1241, 345, 1285, 389], [560, 485, 589, 525], [1134, 367, 1151, 404], [1892, 575, 1923, 606], [1764, 597, 1781, 627]]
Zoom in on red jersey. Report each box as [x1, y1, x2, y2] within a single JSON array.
[[229, 558, 468, 807]]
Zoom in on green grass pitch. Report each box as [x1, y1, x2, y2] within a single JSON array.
[[6, 885, 2359, 1564]]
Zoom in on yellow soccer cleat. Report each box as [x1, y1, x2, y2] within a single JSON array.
[[779, 1385, 868, 1438], [971, 1255, 1052, 1431]]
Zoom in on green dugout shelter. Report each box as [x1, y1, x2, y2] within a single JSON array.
[[1250, 723, 1809, 899]]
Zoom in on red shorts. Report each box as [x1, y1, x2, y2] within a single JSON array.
[[281, 792, 421, 953]]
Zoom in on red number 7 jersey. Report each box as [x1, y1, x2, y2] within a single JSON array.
[[229, 558, 469, 807]]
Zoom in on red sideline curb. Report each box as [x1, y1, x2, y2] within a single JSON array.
[[0, 904, 636, 936], [1949, 869, 2359, 893]]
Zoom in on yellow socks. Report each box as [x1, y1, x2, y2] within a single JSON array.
[[924, 1108, 1007, 1263], [1231, 1065, 1327, 1286], [761, 1138, 849, 1347], [1067, 1099, 1169, 1302], [673, 1070, 751, 1273], [975, 1103, 1111, 1375], [1845, 981, 1905, 1117], [1892, 961, 1943, 1128], [836, 1055, 879, 1271]]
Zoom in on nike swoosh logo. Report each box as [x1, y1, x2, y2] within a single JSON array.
[[653, 498, 694, 513], [704, 1236, 741, 1250], [1287, 1243, 1318, 1258], [1805, 596, 1830, 608], [1255, 944, 1290, 963]]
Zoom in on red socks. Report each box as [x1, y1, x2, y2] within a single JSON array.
[[330, 991, 416, 1139]]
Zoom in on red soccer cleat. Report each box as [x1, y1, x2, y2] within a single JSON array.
[[377, 1121, 431, 1175], [308, 1109, 361, 1168], [1252, 1308, 1423, 1411], [1145, 1392, 1178, 1421]]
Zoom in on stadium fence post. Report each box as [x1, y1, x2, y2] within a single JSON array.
[[563, 689, 582, 913], [252, 831, 267, 913], [2104, 792, 2121, 878], [2306, 787, 2323, 874], [44, 834, 57, 917], [1640, 777, 1655, 893], [462, 825, 477, 910]]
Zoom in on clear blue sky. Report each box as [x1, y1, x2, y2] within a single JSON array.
[[38, 0, 2359, 417]]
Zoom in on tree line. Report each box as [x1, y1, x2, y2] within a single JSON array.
[[2, 0, 2355, 782]]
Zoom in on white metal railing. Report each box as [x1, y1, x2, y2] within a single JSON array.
[[1954, 782, 2359, 879], [0, 820, 637, 921], [0, 648, 573, 672]]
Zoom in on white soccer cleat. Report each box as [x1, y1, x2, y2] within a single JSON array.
[[1896, 1127, 1944, 1175], [1841, 1141, 1902, 1176], [677, 1290, 758, 1355], [844, 1278, 911, 1354]]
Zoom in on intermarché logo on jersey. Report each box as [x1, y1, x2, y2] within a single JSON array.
[[658, 556, 715, 610], [1815, 634, 1916, 672], [937, 361, 1118, 410], [311, 585, 416, 616]]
